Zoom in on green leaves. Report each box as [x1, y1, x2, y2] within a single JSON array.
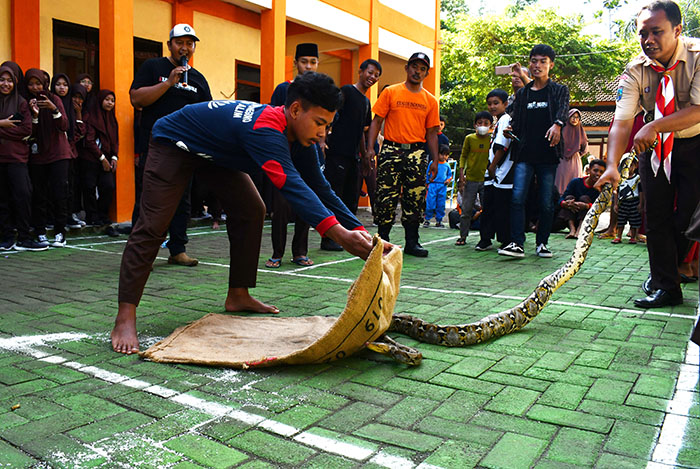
[[439, 6, 636, 143]]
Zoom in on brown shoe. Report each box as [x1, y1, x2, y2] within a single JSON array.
[[168, 252, 199, 266]]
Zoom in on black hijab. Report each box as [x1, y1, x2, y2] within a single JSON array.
[[0, 65, 22, 119]]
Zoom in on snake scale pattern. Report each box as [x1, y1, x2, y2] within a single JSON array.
[[368, 153, 636, 366]]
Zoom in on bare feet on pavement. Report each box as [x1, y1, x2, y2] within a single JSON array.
[[225, 287, 279, 314], [111, 303, 139, 354]]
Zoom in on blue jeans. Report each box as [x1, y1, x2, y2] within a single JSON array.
[[510, 162, 558, 246]]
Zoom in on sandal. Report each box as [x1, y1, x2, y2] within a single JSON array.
[[291, 256, 314, 266], [611, 238, 622, 244], [265, 258, 281, 268], [455, 238, 466, 246], [628, 238, 638, 244]]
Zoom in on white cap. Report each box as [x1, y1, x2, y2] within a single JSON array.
[[169, 23, 199, 41]]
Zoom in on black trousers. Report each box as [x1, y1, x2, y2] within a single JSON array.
[[639, 134, 700, 294], [133, 146, 192, 256], [29, 159, 69, 236], [0, 162, 33, 242], [324, 152, 360, 214], [270, 185, 309, 259], [81, 159, 116, 224]]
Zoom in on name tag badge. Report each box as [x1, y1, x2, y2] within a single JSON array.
[[644, 86, 650, 93]]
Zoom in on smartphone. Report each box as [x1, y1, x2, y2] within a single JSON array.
[[495, 65, 512, 75]]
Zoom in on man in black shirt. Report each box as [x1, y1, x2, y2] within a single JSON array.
[[322, 59, 382, 251], [265, 43, 319, 267], [130, 23, 212, 266], [498, 44, 569, 259]]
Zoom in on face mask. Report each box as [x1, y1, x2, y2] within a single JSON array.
[[476, 126, 489, 136]]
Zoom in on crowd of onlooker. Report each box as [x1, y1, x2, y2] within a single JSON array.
[[0, 61, 119, 251]]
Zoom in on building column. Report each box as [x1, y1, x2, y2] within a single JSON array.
[[100, 0, 135, 223], [10, 0, 40, 68], [173, 0, 195, 66], [260, 0, 286, 104], [325, 50, 353, 86], [358, 0, 379, 104], [423, 0, 441, 98]]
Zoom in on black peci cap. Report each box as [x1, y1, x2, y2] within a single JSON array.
[[295, 43, 319, 59]]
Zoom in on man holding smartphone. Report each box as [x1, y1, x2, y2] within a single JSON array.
[[498, 44, 569, 259]]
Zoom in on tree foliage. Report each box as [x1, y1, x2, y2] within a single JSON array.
[[440, 7, 636, 143]]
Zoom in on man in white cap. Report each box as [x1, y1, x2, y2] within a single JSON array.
[[129, 23, 212, 267]]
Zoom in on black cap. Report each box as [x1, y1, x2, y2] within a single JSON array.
[[295, 43, 319, 59], [408, 52, 430, 68]]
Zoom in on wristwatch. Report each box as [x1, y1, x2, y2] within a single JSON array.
[[554, 119, 565, 128]]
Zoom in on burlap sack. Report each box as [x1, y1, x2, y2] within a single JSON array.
[[140, 236, 402, 368]]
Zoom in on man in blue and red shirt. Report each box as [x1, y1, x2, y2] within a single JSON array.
[[112, 72, 378, 354]]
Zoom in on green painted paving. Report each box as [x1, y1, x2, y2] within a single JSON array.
[[0, 212, 698, 468]]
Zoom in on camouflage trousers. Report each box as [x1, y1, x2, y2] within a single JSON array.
[[374, 142, 427, 226]]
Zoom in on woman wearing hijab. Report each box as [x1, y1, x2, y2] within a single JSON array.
[[76, 73, 96, 110], [51, 74, 88, 229], [1, 61, 27, 99], [554, 108, 588, 195], [82, 89, 118, 226], [0, 66, 47, 251], [25, 68, 72, 248]]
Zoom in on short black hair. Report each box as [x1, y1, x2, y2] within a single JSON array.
[[439, 144, 451, 155], [474, 111, 492, 123], [439, 114, 447, 123], [360, 59, 382, 75], [639, 0, 682, 27], [486, 88, 509, 104], [590, 158, 606, 169], [529, 44, 556, 62], [286, 72, 343, 112]]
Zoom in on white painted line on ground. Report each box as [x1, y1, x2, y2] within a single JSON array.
[[293, 432, 374, 460], [291, 234, 459, 272], [62, 244, 697, 319], [0, 335, 432, 469], [649, 338, 699, 468]]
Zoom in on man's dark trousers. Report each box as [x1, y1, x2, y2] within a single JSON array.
[[132, 147, 193, 256], [639, 134, 700, 295], [324, 152, 360, 214]]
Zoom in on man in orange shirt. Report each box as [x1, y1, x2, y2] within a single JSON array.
[[366, 52, 440, 257]]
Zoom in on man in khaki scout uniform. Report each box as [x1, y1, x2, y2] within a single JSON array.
[[597, 0, 700, 308], [366, 52, 440, 257]]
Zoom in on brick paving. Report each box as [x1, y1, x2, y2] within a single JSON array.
[[0, 210, 698, 468]]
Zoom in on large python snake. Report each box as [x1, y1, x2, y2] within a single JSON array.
[[367, 152, 637, 366]]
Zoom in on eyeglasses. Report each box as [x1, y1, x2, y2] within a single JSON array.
[[80, 79, 93, 85]]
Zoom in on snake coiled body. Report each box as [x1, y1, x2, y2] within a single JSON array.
[[368, 154, 635, 364]]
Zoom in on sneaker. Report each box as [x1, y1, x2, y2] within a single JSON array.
[[14, 239, 49, 251], [52, 233, 66, 248], [0, 239, 15, 250], [37, 234, 49, 247], [474, 241, 492, 251], [536, 243, 552, 258], [67, 213, 86, 229], [423, 221, 431, 228], [498, 242, 525, 258], [435, 222, 444, 228]]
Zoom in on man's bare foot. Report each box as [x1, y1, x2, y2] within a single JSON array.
[[225, 288, 279, 314], [112, 303, 139, 354]]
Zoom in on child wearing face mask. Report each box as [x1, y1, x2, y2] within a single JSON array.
[[455, 111, 492, 245]]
